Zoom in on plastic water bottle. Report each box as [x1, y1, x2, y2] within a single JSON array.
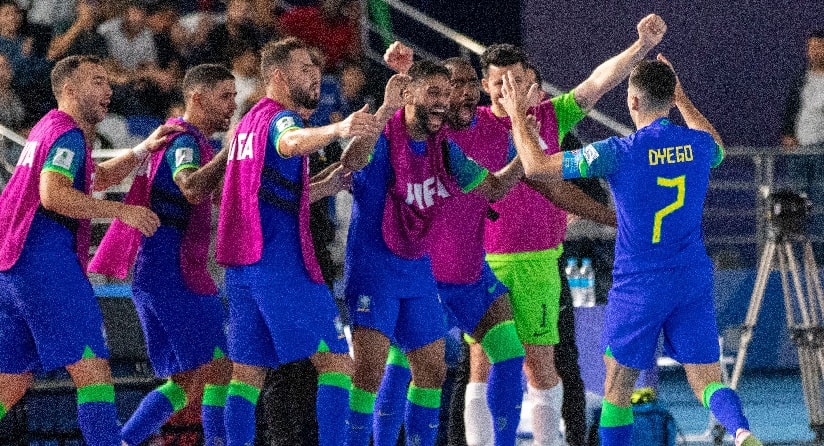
[[580, 257, 596, 307], [565, 257, 584, 307]]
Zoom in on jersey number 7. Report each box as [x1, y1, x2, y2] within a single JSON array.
[[652, 175, 685, 243]]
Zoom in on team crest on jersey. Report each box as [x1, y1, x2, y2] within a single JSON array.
[[582, 144, 600, 164], [53, 148, 74, 170], [357, 295, 371, 312], [175, 147, 194, 167], [276, 116, 296, 133]]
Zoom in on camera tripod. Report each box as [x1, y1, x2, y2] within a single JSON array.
[[728, 223, 824, 442]]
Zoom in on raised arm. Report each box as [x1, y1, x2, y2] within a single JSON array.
[[499, 72, 565, 181], [572, 13, 667, 111], [341, 73, 410, 171], [657, 53, 724, 147], [94, 123, 183, 191], [277, 104, 383, 158]]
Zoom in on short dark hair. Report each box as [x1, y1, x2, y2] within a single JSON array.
[[443, 57, 475, 77], [260, 37, 314, 80], [50, 55, 102, 98], [182, 64, 235, 100], [809, 29, 824, 40], [628, 59, 676, 110], [407, 60, 450, 83], [480, 43, 528, 77]]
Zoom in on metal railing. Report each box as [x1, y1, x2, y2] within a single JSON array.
[[360, 0, 635, 137]]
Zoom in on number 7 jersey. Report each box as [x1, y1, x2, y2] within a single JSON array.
[[562, 117, 724, 275]]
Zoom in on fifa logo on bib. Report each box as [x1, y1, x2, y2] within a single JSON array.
[[405, 177, 449, 210], [228, 132, 254, 161], [17, 141, 38, 167]]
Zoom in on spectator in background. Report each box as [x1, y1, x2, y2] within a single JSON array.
[[0, 52, 24, 132], [97, 0, 157, 70], [188, 0, 267, 68], [0, 0, 51, 120], [782, 30, 824, 197], [277, 0, 362, 71], [227, 37, 260, 124], [46, 0, 109, 61], [338, 58, 376, 117], [14, 0, 75, 56], [145, 0, 187, 74]]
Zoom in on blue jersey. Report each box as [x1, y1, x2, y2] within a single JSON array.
[[562, 118, 724, 275], [345, 134, 487, 299], [149, 134, 201, 226]]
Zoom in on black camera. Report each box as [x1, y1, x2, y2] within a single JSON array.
[[767, 189, 812, 235]]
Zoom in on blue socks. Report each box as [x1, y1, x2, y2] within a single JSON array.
[[224, 379, 260, 446], [374, 346, 411, 446], [347, 386, 377, 446], [599, 399, 633, 446], [202, 384, 228, 445], [317, 372, 352, 446], [404, 384, 442, 446], [77, 383, 120, 446], [703, 382, 750, 434]]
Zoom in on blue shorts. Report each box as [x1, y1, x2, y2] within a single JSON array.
[[225, 262, 348, 368], [439, 262, 509, 335], [0, 216, 109, 373], [132, 227, 227, 377], [602, 265, 719, 370], [345, 286, 446, 353]]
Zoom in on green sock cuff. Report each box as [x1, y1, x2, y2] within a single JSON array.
[[212, 347, 225, 360], [702, 382, 728, 408], [407, 384, 442, 409], [481, 321, 525, 363], [318, 372, 352, 390], [317, 340, 331, 353], [349, 386, 377, 414], [0, 402, 6, 421], [386, 345, 410, 368], [227, 380, 260, 405], [157, 380, 188, 412], [77, 383, 115, 405], [203, 384, 228, 407], [600, 399, 633, 427]]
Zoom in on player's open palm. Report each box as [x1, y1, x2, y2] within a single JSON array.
[[637, 14, 666, 49], [338, 105, 383, 138], [120, 204, 160, 237]]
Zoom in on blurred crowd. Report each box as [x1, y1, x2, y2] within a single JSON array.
[[0, 0, 379, 147]]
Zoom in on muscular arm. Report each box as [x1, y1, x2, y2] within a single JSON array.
[[280, 104, 382, 158], [41, 171, 160, 235], [173, 148, 230, 205], [340, 104, 396, 171], [93, 150, 144, 192], [472, 156, 524, 202], [572, 14, 666, 111], [525, 178, 617, 227]]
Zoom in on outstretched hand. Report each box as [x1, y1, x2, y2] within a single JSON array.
[[337, 104, 383, 138], [499, 71, 541, 119], [144, 124, 185, 152], [637, 13, 667, 49], [384, 41, 414, 74]]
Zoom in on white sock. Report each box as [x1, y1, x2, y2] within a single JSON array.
[[735, 428, 753, 446], [528, 382, 563, 446], [464, 382, 494, 446]]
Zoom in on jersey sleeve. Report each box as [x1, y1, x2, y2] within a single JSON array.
[[711, 143, 724, 169], [269, 110, 305, 158], [164, 134, 202, 178], [549, 90, 587, 141], [562, 137, 619, 179], [444, 139, 488, 192], [42, 129, 86, 181], [354, 133, 390, 186]]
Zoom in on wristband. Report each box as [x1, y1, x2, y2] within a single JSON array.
[[132, 142, 149, 162]]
